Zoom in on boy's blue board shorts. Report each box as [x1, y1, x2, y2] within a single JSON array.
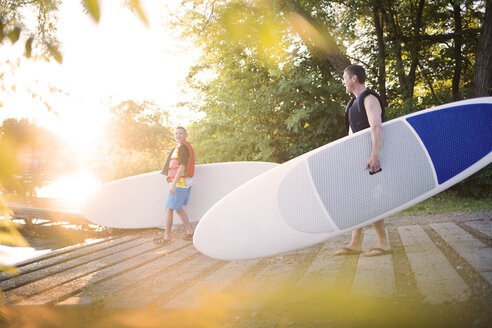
[[166, 186, 192, 210]]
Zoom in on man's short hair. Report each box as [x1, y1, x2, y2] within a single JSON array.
[[344, 64, 366, 83]]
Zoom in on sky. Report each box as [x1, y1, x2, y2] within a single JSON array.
[[0, 0, 199, 152]]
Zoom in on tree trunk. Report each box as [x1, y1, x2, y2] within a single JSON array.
[[407, 0, 426, 101], [452, 1, 463, 101], [386, 7, 410, 99], [472, 0, 492, 97], [386, 0, 425, 103], [373, 6, 387, 105]]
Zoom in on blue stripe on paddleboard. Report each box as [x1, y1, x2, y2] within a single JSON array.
[[406, 103, 492, 185]]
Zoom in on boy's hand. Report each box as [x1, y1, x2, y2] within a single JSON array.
[[170, 184, 176, 195]]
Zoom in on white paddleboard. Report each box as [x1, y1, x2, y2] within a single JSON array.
[[194, 97, 492, 260], [81, 162, 278, 229]]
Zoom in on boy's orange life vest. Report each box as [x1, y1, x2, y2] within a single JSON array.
[[161, 140, 195, 183]]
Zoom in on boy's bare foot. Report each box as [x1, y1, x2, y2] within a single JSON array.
[[154, 237, 172, 245]]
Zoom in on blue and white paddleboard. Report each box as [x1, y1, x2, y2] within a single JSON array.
[[194, 97, 492, 260]]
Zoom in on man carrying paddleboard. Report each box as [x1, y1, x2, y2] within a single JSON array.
[[333, 64, 393, 257], [155, 126, 195, 245]]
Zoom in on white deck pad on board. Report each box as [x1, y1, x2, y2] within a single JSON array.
[[82, 162, 278, 229], [194, 97, 492, 260]]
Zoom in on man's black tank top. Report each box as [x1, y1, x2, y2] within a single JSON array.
[[344, 89, 385, 134]]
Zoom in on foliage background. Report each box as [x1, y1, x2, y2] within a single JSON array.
[[91, 100, 175, 182], [174, 0, 492, 196], [0, 0, 491, 214]]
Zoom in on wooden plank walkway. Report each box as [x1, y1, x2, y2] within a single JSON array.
[[1, 211, 491, 313], [7, 197, 90, 226]]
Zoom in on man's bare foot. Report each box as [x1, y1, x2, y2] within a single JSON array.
[[363, 247, 392, 257], [333, 247, 363, 256]]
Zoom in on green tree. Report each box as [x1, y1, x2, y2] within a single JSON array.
[[0, 0, 146, 58], [1, 0, 62, 61], [0, 118, 74, 194], [106, 100, 172, 152], [174, 0, 490, 195], [472, 0, 492, 96], [0, 0, 146, 265], [179, 0, 347, 163], [279, 0, 485, 109], [0, 118, 70, 268], [92, 100, 174, 182], [176, 0, 489, 154]]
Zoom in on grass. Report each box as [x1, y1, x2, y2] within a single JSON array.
[[399, 190, 492, 215]]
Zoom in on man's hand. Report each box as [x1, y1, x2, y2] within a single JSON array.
[[366, 156, 381, 174]]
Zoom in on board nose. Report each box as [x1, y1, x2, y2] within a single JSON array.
[[406, 103, 492, 185]]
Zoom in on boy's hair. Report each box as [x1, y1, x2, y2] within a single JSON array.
[[344, 64, 366, 84], [175, 126, 187, 133]]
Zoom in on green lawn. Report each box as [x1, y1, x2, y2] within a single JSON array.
[[399, 190, 492, 215]]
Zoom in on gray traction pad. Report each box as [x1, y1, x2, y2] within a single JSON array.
[[279, 121, 436, 232]]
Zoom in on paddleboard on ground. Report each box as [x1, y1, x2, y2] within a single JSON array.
[[193, 97, 492, 260], [81, 162, 278, 229]]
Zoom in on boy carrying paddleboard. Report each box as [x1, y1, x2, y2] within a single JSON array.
[[155, 126, 195, 245]]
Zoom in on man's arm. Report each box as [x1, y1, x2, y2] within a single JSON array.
[[364, 95, 383, 174]]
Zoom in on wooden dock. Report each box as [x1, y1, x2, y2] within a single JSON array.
[[7, 197, 90, 225], [1, 209, 491, 326]]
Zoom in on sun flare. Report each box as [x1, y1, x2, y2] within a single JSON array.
[[36, 170, 101, 206]]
